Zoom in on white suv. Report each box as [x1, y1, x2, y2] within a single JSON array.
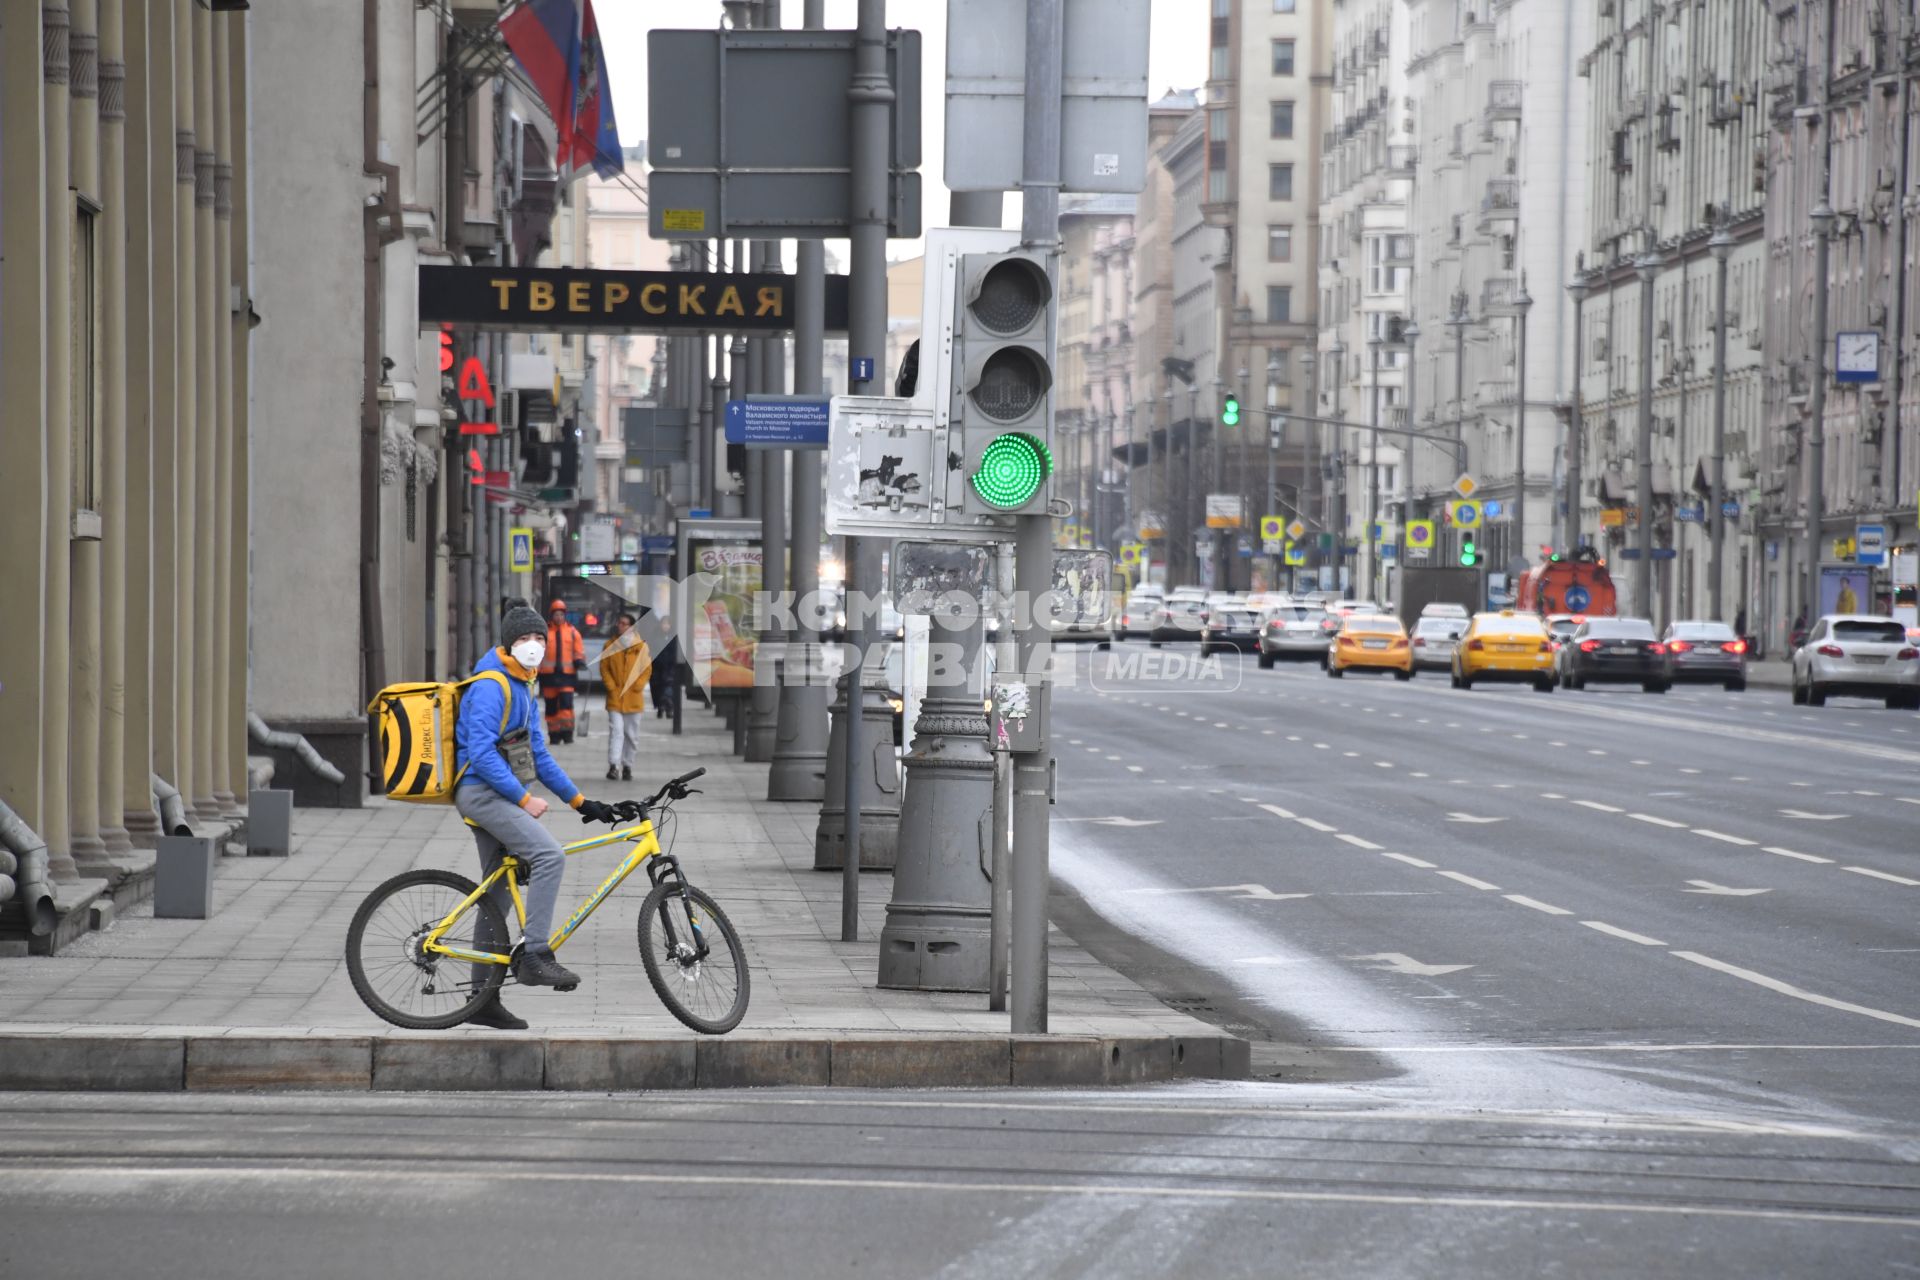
[[1791, 615, 1920, 709]]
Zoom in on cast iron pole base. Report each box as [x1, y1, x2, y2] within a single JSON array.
[[769, 642, 830, 801], [813, 674, 901, 870]]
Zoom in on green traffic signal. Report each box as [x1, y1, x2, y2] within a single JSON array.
[[1220, 393, 1241, 427], [970, 432, 1053, 510], [1459, 537, 1478, 568]]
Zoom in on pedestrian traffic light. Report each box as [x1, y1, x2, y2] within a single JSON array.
[[1459, 537, 1478, 567], [1221, 393, 1241, 428], [949, 250, 1056, 517]]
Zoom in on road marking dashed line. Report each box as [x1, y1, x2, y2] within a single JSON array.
[[1693, 829, 1757, 846], [1573, 800, 1624, 813], [1628, 813, 1687, 828], [1437, 871, 1501, 891], [1382, 852, 1436, 868], [1582, 921, 1667, 947], [1763, 846, 1832, 864], [1295, 817, 1338, 833], [1336, 834, 1384, 850], [1505, 894, 1573, 916], [1843, 866, 1920, 886], [1672, 952, 1920, 1031]]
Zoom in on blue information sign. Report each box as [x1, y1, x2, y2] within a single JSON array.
[[851, 356, 876, 383], [724, 396, 832, 449]]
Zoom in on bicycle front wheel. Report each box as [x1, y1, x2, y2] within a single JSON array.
[[637, 881, 750, 1034], [346, 869, 509, 1030]]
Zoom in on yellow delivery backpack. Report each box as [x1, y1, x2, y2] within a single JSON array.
[[366, 670, 512, 804]]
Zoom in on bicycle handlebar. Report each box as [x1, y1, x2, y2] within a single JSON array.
[[601, 767, 709, 824]]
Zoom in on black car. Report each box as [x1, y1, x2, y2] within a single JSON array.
[[1559, 617, 1670, 692]]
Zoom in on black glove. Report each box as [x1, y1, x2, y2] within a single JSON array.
[[577, 799, 616, 825]]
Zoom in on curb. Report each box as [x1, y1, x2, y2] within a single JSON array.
[[0, 1032, 1251, 1093]]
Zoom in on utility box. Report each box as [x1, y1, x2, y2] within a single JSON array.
[[154, 836, 217, 919], [247, 790, 293, 857]]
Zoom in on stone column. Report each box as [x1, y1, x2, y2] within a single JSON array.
[[169, 0, 198, 816], [68, 0, 112, 875], [42, 1, 80, 878], [0, 7, 51, 847], [209, 13, 237, 815], [96, 0, 132, 855], [189, 0, 218, 816], [224, 11, 250, 803]]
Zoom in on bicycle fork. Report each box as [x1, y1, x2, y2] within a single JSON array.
[[645, 855, 711, 963]]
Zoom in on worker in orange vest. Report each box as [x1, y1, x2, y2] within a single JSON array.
[[540, 599, 586, 744]]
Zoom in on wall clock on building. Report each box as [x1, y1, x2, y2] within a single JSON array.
[[1834, 330, 1879, 384]]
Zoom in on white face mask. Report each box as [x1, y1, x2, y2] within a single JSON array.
[[510, 638, 546, 671]]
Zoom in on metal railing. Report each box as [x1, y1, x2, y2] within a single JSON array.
[[1486, 80, 1522, 120]]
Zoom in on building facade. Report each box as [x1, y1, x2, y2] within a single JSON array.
[[1057, 194, 1139, 553]]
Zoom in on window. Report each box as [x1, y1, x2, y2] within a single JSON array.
[[1208, 168, 1228, 202], [1270, 100, 1295, 139], [1209, 108, 1230, 141], [1369, 237, 1385, 292], [1274, 0, 1297, 11], [1267, 287, 1292, 324], [1269, 163, 1293, 200], [1268, 224, 1293, 262], [1272, 39, 1295, 76], [1211, 44, 1230, 79]]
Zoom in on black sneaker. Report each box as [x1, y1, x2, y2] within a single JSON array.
[[621, 766, 632, 782], [513, 947, 581, 991], [606, 766, 619, 780], [467, 998, 529, 1030]]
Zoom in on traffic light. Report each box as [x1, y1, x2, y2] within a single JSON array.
[[1459, 537, 1478, 568], [1221, 393, 1241, 428], [951, 250, 1056, 516]]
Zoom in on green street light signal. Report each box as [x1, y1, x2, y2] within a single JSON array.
[[1459, 537, 1478, 568], [1220, 393, 1241, 428], [970, 432, 1053, 510]]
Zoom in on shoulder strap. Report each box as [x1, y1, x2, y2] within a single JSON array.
[[452, 670, 516, 734]]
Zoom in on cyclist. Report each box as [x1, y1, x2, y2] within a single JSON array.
[[454, 601, 615, 1028]]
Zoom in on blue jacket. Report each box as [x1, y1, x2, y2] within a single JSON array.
[[456, 648, 584, 807]]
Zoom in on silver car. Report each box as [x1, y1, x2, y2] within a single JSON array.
[[1791, 614, 1920, 709], [1257, 604, 1334, 667], [1660, 620, 1748, 690], [1410, 615, 1467, 671]]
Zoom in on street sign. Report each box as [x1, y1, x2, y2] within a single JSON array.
[[1259, 515, 1285, 543], [890, 541, 993, 617], [1675, 505, 1703, 523], [1405, 519, 1435, 551], [945, 0, 1150, 195], [1287, 518, 1308, 542], [725, 396, 832, 448], [508, 526, 535, 573], [418, 265, 852, 336], [1616, 547, 1679, 561], [1262, 540, 1284, 555], [825, 395, 951, 538], [1453, 473, 1479, 499], [1483, 499, 1504, 520], [1722, 499, 1741, 518], [1381, 543, 1397, 560], [1118, 542, 1143, 566], [1136, 510, 1166, 540], [1857, 523, 1886, 566], [1284, 542, 1307, 566], [1448, 499, 1483, 530], [1205, 494, 1243, 528], [851, 356, 876, 383], [1236, 534, 1254, 559], [648, 28, 923, 240], [1406, 544, 1431, 563]]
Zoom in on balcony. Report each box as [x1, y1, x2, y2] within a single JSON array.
[[1385, 144, 1417, 178], [1616, 92, 1649, 126], [1485, 80, 1523, 122], [1477, 176, 1520, 230], [1480, 276, 1524, 316]]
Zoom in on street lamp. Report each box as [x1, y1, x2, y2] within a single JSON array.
[[1401, 319, 1420, 528], [1366, 335, 1383, 602], [1446, 288, 1473, 479], [1804, 197, 1835, 628], [1511, 274, 1534, 577], [1299, 349, 1318, 581], [1707, 221, 1734, 622], [1329, 339, 1348, 594], [1632, 250, 1665, 619], [1565, 259, 1590, 553]]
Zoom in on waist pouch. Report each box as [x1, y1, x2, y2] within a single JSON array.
[[498, 728, 537, 784]]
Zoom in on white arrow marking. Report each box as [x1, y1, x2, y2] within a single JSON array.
[[1684, 880, 1772, 896], [1132, 884, 1312, 901], [1058, 816, 1164, 827], [1779, 809, 1849, 821], [1346, 952, 1475, 977], [1445, 812, 1506, 824]]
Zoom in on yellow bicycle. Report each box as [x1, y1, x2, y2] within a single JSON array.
[[344, 768, 749, 1034]]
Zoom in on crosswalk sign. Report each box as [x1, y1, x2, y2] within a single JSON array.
[[1283, 541, 1307, 566], [1448, 500, 1482, 530]]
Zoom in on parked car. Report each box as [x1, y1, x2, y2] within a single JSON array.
[[1791, 615, 1920, 709], [1328, 614, 1413, 680], [1559, 616, 1669, 693], [1660, 620, 1748, 690], [1148, 589, 1209, 645], [1410, 614, 1468, 672], [1117, 585, 1165, 640], [1200, 596, 1264, 655], [1452, 611, 1555, 692], [1257, 603, 1333, 667]]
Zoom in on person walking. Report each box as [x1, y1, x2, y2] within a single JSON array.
[[453, 602, 617, 1029], [648, 613, 679, 719], [598, 611, 651, 781], [540, 599, 586, 744]]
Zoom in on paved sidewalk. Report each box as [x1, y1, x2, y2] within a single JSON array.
[[0, 700, 1241, 1088]]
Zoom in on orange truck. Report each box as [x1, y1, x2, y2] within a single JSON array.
[[1515, 548, 1618, 617]]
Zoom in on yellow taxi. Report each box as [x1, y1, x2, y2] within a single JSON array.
[[1328, 614, 1413, 680], [1451, 610, 1555, 692]]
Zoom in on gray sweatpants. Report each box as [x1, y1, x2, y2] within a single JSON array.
[[453, 785, 569, 972]]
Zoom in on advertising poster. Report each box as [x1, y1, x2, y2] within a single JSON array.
[[686, 533, 763, 691], [1818, 565, 1872, 618]]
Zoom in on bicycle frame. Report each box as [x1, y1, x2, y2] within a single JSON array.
[[421, 819, 681, 964]]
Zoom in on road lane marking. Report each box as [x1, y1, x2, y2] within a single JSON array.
[[1438, 871, 1501, 891], [1573, 800, 1624, 813], [1900, 797, 1920, 807], [1780, 809, 1848, 821], [1843, 866, 1920, 886], [1670, 951, 1920, 1031], [1295, 817, 1338, 833], [1410, 771, 1430, 778], [1505, 894, 1573, 915], [1336, 834, 1384, 850], [1629, 813, 1687, 829], [1582, 921, 1667, 946], [1763, 845, 1833, 864], [1382, 852, 1437, 868], [1348, 951, 1474, 977], [1127, 883, 1311, 901], [1540, 792, 1565, 799], [1692, 829, 1757, 846], [1127, 765, 1145, 773], [1445, 812, 1505, 823], [1256, 803, 1297, 820], [1684, 880, 1771, 896]]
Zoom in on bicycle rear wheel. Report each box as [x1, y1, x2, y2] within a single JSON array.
[[637, 881, 750, 1034], [346, 869, 509, 1030]]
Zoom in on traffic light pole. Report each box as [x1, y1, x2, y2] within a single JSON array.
[[1011, 0, 1063, 1035]]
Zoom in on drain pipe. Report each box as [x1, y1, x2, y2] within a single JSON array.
[[248, 713, 347, 784], [151, 774, 194, 837], [0, 799, 59, 937]]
